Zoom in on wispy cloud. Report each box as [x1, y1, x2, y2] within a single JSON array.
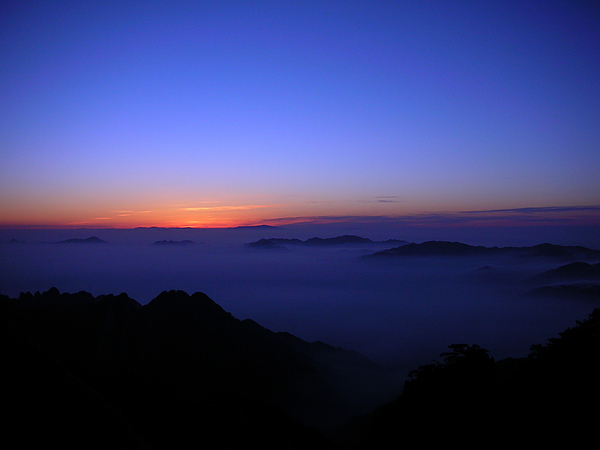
[[375, 196, 403, 203], [357, 196, 404, 204], [113, 210, 154, 217], [64, 217, 112, 227], [180, 204, 274, 212], [260, 205, 600, 228]]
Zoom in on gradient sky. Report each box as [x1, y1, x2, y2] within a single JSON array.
[[1, 1, 599, 228]]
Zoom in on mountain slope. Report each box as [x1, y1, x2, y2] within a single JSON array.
[[531, 262, 600, 283], [351, 308, 600, 447], [0, 288, 398, 448]]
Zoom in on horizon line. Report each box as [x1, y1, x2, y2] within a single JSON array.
[[1, 204, 599, 230]]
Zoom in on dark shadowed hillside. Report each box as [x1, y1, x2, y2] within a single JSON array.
[[530, 262, 600, 283], [347, 309, 600, 448], [0, 288, 398, 449], [525, 262, 600, 301], [2, 287, 600, 448]]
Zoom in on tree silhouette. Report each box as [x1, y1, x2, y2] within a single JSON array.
[[353, 311, 600, 448]]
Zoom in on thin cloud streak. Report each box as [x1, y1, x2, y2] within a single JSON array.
[[259, 205, 600, 228], [356, 196, 405, 204], [181, 205, 275, 212]]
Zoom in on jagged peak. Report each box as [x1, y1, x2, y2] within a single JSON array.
[[145, 290, 229, 319]]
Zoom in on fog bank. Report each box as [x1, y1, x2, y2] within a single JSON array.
[[2, 225, 599, 375]]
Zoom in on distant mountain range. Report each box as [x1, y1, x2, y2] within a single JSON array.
[[153, 239, 195, 245], [367, 240, 600, 260], [245, 237, 600, 261], [55, 236, 108, 244], [246, 235, 408, 249], [2, 287, 600, 448], [531, 262, 600, 283], [365, 241, 600, 302], [523, 261, 600, 300]]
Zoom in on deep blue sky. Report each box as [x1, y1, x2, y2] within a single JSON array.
[[1, 1, 599, 227]]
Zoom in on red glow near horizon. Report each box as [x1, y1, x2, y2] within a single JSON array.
[[1, 205, 599, 230]]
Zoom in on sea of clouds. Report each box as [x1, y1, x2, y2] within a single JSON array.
[[1, 224, 599, 376]]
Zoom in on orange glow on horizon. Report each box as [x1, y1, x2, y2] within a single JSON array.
[[0, 202, 299, 229], [0, 217, 268, 230], [1, 201, 599, 230]]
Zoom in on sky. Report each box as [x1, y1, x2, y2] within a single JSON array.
[[1, 0, 599, 228]]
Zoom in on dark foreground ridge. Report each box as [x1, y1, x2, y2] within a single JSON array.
[[0, 288, 397, 449], [1, 288, 600, 448], [348, 309, 600, 448]]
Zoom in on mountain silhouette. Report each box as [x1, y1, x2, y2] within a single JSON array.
[[305, 235, 380, 246], [349, 308, 600, 448], [2, 287, 600, 448], [369, 240, 490, 257], [0, 288, 398, 449], [246, 235, 407, 249], [368, 240, 600, 260], [530, 262, 600, 283], [55, 236, 108, 244], [525, 261, 600, 301], [246, 238, 304, 249]]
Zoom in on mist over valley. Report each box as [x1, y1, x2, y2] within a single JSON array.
[[3, 224, 600, 447], [2, 224, 599, 374]]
